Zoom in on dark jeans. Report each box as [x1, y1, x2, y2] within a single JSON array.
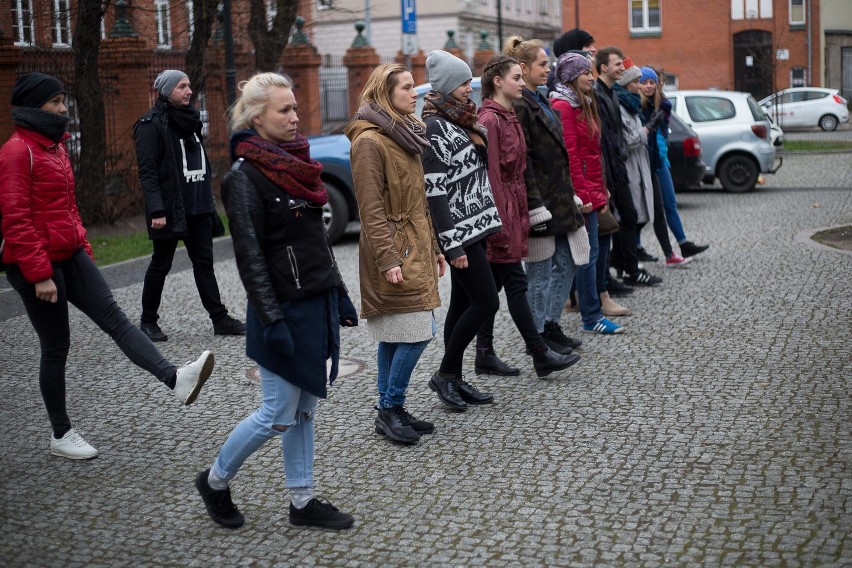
[[441, 239, 499, 376], [477, 261, 547, 352], [650, 172, 673, 258], [141, 214, 228, 324], [609, 183, 640, 275], [7, 249, 177, 438], [596, 233, 612, 294]]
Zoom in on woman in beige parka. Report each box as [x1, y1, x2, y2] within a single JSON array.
[[344, 64, 446, 445]]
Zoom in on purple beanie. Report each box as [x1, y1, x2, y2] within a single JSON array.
[[555, 52, 592, 85], [639, 66, 658, 84]]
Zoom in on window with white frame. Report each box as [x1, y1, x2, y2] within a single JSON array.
[[187, 0, 194, 40], [52, 0, 72, 46], [789, 0, 805, 25], [11, 0, 35, 45], [155, 0, 172, 48], [317, 0, 333, 10], [630, 0, 661, 32]]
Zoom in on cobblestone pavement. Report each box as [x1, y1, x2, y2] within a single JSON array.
[[1, 154, 850, 567]]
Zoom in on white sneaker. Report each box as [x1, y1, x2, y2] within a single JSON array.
[[175, 350, 215, 405], [51, 429, 98, 460]]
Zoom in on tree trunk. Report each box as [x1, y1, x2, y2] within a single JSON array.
[[248, 0, 298, 72], [71, 0, 107, 225], [184, 0, 218, 104]]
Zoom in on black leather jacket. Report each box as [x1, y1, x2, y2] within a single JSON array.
[[221, 158, 347, 327]]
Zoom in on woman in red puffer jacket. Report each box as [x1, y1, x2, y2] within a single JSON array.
[[550, 53, 629, 333], [0, 73, 214, 462]]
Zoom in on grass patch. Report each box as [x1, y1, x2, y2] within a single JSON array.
[[89, 213, 230, 267], [780, 140, 852, 152]]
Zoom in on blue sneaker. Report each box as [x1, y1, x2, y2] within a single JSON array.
[[582, 318, 625, 335]]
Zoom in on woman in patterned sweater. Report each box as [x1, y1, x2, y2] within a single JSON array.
[[421, 50, 503, 411]]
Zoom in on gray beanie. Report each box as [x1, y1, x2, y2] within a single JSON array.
[[154, 69, 189, 97], [617, 64, 642, 86], [426, 50, 473, 95]]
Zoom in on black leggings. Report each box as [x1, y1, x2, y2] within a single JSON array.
[[650, 172, 673, 258], [440, 239, 499, 376], [7, 249, 177, 438], [476, 261, 546, 352]]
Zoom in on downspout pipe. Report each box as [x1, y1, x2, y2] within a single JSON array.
[[807, 0, 812, 85]]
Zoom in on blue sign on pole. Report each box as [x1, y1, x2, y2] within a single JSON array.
[[402, 0, 417, 34]]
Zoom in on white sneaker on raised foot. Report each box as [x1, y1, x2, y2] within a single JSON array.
[[175, 350, 215, 406], [51, 428, 98, 460]]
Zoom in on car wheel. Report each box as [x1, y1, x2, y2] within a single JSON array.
[[818, 114, 839, 131], [718, 155, 759, 193], [322, 182, 349, 244]]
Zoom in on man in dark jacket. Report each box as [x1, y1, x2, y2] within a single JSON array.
[[594, 47, 662, 287], [134, 69, 244, 341]]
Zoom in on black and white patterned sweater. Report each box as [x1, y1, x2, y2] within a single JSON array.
[[422, 116, 503, 261]]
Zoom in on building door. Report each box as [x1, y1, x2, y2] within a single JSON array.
[[733, 30, 773, 100], [843, 47, 852, 102]]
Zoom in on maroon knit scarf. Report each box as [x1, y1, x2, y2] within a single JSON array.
[[421, 91, 488, 146], [234, 134, 328, 206]]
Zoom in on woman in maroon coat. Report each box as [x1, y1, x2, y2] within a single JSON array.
[[473, 55, 579, 379], [0, 73, 213, 461]]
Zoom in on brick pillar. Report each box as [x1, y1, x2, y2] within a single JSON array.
[[395, 49, 427, 86], [343, 21, 380, 117], [281, 17, 323, 136], [0, 36, 21, 141], [472, 30, 496, 77], [99, 36, 153, 193]]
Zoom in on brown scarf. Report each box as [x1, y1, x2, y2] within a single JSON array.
[[421, 91, 488, 146], [234, 134, 327, 206], [354, 102, 431, 155]]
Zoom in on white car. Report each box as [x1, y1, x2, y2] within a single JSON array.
[[667, 90, 781, 193], [759, 87, 849, 131]]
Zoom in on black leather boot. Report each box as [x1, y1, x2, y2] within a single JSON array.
[[428, 373, 467, 410], [474, 348, 520, 376], [532, 347, 581, 378], [457, 380, 494, 405]]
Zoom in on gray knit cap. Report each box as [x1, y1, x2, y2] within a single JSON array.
[[617, 64, 642, 86], [154, 69, 189, 97], [426, 50, 473, 95]]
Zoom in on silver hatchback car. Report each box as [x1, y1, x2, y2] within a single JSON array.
[[667, 90, 782, 192]]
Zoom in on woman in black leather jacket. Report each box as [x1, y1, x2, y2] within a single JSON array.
[[193, 72, 357, 531]]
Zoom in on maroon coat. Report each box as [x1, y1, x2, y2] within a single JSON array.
[[478, 99, 529, 263], [0, 128, 93, 283]]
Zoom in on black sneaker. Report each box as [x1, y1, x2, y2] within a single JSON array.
[[542, 321, 582, 350], [623, 269, 662, 286], [289, 497, 354, 530], [140, 321, 168, 342], [679, 241, 709, 258], [607, 276, 635, 297], [195, 469, 245, 528], [400, 407, 434, 435], [213, 316, 246, 336], [374, 406, 420, 443], [636, 247, 659, 262]]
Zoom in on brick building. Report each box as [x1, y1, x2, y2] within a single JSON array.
[[562, 0, 833, 101]]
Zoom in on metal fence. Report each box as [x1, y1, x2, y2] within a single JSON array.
[[319, 54, 349, 134]]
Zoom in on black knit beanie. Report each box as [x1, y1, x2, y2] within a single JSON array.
[[11, 73, 66, 108], [553, 29, 594, 58]]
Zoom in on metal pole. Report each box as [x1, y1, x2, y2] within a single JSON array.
[[806, 0, 812, 86], [575, 0, 579, 28], [223, 0, 237, 107], [365, 0, 372, 44], [496, 0, 502, 47]]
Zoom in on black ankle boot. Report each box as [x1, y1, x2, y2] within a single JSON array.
[[474, 348, 520, 376], [456, 380, 494, 405], [428, 373, 467, 410], [532, 347, 581, 378]]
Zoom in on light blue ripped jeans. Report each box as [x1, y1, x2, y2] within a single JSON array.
[[211, 365, 318, 490]]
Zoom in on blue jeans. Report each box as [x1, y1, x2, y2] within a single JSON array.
[[596, 233, 612, 294], [377, 337, 432, 408], [525, 234, 578, 331], [211, 365, 318, 490], [657, 165, 687, 244], [576, 211, 603, 326]]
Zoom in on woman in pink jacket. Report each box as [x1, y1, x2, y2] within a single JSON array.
[[0, 73, 213, 461], [473, 55, 579, 378], [550, 53, 627, 334]]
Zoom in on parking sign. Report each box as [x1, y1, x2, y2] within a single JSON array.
[[402, 0, 416, 34]]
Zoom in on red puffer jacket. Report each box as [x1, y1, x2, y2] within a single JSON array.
[[551, 98, 608, 211], [0, 128, 93, 284]]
